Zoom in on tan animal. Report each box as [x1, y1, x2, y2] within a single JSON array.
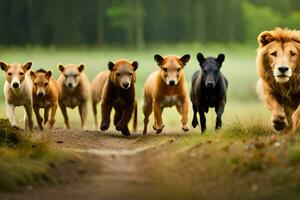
[[30, 69, 59, 130], [91, 59, 138, 136], [143, 54, 190, 134], [0, 61, 33, 131], [57, 64, 89, 129], [256, 28, 300, 133]]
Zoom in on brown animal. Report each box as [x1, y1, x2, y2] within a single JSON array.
[[91, 59, 138, 136], [142, 54, 190, 134], [30, 69, 59, 130], [256, 28, 300, 133], [0, 61, 33, 131], [57, 64, 89, 129]]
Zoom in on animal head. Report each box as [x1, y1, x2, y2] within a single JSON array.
[[154, 54, 190, 86], [58, 64, 85, 89], [257, 28, 300, 83], [30, 69, 52, 97], [0, 61, 32, 89], [108, 59, 138, 89], [197, 53, 225, 88]]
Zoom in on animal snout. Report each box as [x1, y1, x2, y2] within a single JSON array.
[[38, 92, 45, 97], [12, 82, 19, 88], [205, 81, 215, 88], [169, 80, 176, 86], [68, 83, 73, 88], [278, 66, 289, 74], [122, 82, 130, 89]]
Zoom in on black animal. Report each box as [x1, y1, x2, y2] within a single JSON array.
[[190, 53, 228, 132]]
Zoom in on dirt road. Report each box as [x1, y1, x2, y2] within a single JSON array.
[[1, 129, 180, 200]]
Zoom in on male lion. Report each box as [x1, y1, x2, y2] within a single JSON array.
[[256, 28, 300, 133]]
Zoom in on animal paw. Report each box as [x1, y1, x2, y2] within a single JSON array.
[[100, 124, 109, 131], [272, 114, 288, 131], [156, 125, 165, 134], [192, 118, 198, 128], [182, 126, 189, 132], [121, 128, 131, 137]]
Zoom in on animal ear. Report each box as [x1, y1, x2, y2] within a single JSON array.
[[197, 53, 205, 66], [179, 54, 190, 66], [46, 70, 52, 79], [154, 54, 164, 66], [58, 64, 65, 72], [108, 61, 114, 71], [78, 64, 85, 72], [217, 54, 225, 66], [258, 31, 274, 47], [0, 61, 8, 71], [132, 61, 138, 71], [22, 61, 32, 72], [30, 71, 36, 79]]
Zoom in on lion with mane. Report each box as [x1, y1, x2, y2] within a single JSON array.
[[256, 28, 300, 133]]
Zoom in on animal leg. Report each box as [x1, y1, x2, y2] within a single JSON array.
[[121, 125, 130, 137], [153, 101, 164, 134], [199, 111, 206, 133], [290, 106, 300, 134], [44, 107, 50, 125], [180, 99, 189, 132], [192, 103, 199, 128], [114, 107, 123, 126], [33, 106, 43, 130], [100, 102, 112, 131], [264, 92, 288, 131], [79, 101, 88, 130], [24, 103, 33, 131], [116, 104, 134, 133], [215, 102, 225, 130], [92, 100, 99, 129], [49, 104, 57, 129], [7, 104, 17, 127], [59, 102, 70, 129], [142, 100, 152, 135]]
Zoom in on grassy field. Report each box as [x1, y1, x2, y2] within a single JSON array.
[[0, 43, 269, 131]]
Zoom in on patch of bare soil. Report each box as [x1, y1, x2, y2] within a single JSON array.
[[0, 129, 179, 200]]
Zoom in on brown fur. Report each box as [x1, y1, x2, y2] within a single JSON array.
[[30, 69, 59, 130], [91, 59, 138, 136], [142, 54, 190, 134], [256, 28, 300, 133], [0, 61, 33, 131], [57, 64, 89, 129]]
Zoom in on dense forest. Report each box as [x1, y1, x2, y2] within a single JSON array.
[[0, 0, 300, 47]]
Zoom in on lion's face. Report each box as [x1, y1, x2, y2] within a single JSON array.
[[257, 28, 300, 83], [267, 41, 299, 83]]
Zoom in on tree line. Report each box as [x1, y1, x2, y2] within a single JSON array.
[[0, 0, 300, 47]]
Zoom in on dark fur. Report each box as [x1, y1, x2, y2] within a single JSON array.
[[190, 53, 228, 132], [100, 62, 138, 136]]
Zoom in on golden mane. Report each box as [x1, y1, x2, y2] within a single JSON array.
[[256, 28, 300, 101]]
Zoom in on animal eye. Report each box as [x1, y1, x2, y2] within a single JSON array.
[[129, 73, 133, 76], [270, 51, 277, 57], [64, 75, 68, 78], [177, 68, 181, 72], [45, 83, 48, 86], [34, 83, 37, 86], [291, 51, 297, 57], [74, 75, 78, 78], [19, 72, 24, 76], [163, 68, 167, 72], [116, 72, 121, 76], [202, 69, 207, 74], [7, 72, 12, 76]]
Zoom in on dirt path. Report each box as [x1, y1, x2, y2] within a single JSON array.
[[1, 129, 179, 200]]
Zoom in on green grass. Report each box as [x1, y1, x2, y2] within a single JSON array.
[[0, 119, 69, 191]]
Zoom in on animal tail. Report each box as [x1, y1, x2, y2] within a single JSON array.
[[133, 100, 138, 132]]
